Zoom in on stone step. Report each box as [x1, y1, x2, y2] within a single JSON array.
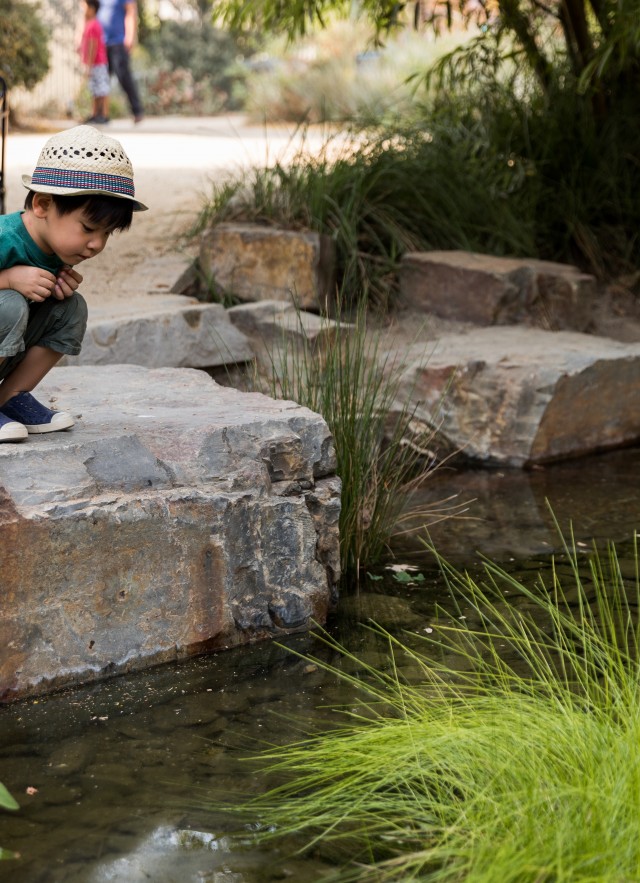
[[227, 299, 350, 348], [60, 296, 254, 370], [392, 326, 640, 466], [0, 365, 340, 701], [399, 250, 597, 331], [198, 223, 336, 310]]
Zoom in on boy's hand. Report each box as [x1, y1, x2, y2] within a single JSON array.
[[53, 266, 83, 300], [2, 265, 58, 302]]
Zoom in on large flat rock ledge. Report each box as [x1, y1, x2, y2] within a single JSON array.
[[394, 327, 640, 466], [0, 366, 341, 701], [59, 296, 254, 371]]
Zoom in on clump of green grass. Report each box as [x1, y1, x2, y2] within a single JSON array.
[[236, 527, 640, 881], [261, 300, 456, 581]]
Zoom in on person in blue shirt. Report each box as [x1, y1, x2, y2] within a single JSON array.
[[97, 0, 144, 123], [0, 125, 147, 441]]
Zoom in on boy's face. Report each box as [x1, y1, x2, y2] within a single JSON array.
[[33, 195, 112, 265]]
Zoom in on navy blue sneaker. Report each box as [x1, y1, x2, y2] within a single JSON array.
[[0, 410, 28, 441], [1, 392, 74, 434]]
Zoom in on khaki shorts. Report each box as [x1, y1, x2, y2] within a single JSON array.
[[0, 290, 88, 381]]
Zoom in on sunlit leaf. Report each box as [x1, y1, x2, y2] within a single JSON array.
[[0, 782, 18, 811]]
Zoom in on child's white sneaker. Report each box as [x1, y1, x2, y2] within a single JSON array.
[[0, 410, 28, 441], [1, 392, 74, 434]]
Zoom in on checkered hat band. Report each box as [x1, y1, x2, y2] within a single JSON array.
[[31, 167, 135, 197]]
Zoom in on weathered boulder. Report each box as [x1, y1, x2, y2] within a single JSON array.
[[0, 365, 340, 701], [399, 251, 597, 331], [199, 223, 336, 310], [60, 296, 254, 370], [227, 300, 344, 348], [393, 327, 640, 466]]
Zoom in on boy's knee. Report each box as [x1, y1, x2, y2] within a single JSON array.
[[0, 290, 30, 339], [54, 292, 88, 348], [66, 292, 88, 329]]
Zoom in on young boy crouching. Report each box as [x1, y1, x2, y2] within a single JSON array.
[[0, 124, 147, 441]]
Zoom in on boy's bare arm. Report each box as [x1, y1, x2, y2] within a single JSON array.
[[0, 265, 83, 302]]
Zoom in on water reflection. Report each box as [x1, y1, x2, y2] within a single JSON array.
[[1, 447, 639, 881], [399, 446, 640, 562]]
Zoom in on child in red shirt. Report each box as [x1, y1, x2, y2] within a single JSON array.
[[79, 0, 111, 124]]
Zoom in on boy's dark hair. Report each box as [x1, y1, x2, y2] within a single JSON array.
[[24, 190, 132, 231], [86, 0, 100, 11]]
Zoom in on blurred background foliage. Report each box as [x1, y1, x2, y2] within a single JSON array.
[[0, 0, 50, 90]]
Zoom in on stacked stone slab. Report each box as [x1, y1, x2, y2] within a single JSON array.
[[198, 223, 336, 310], [0, 366, 340, 701], [60, 296, 254, 371], [393, 250, 640, 464], [399, 251, 597, 330]]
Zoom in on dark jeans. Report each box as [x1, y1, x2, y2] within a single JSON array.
[[106, 44, 143, 117]]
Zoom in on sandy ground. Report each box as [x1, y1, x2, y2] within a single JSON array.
[[5, 114, 640, 342]]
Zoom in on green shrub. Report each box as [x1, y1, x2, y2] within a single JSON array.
[[0, 0, 49, 91], [139, 20, 259, 113], [259, 300, 455, 580], [194, 116, 537, 309], [198, 64, 640, 307], [244, 21, 473, 125]]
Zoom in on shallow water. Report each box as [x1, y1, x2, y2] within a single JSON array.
[[1, 447, 639, 882]]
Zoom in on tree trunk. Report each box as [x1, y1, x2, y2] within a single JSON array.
[[497, 0, 553, 93]]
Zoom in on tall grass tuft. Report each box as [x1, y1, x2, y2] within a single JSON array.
[[260, 301, 455, 581], [235, 527, 640, 881]]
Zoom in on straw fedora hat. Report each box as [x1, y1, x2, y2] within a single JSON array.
[[22, 125, 148, 211]]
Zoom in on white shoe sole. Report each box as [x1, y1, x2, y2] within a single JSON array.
[[0, 421, 29, 441], [25, 412, 75, 434]]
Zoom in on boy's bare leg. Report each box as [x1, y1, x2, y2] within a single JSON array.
[[0, 346, 62, 406]]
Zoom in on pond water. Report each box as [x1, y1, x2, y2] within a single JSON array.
[[2, 447, 639, 882]]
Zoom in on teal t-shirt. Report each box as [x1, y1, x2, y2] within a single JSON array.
[[0, 211, 63, 276]]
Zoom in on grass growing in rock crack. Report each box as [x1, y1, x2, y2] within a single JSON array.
[[234, 526, 640, 881]]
